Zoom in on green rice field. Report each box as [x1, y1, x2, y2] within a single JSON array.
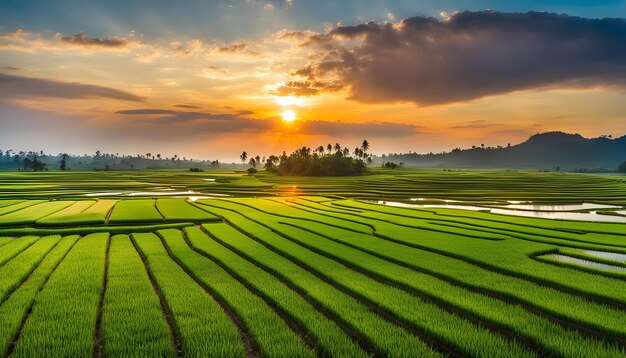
[[0, 169, 625, 357]]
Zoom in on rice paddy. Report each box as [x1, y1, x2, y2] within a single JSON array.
[[0, 169, 625, 357]]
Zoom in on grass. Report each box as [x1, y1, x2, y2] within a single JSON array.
[[0, 236, 39, 267], [198, 201, 626, 357], [0, 168, 625, 356], [0, 235, 79, 356], [102, 234, 175, 357], [155, 199, 220, 222], [37, 200, 117, 226], [158, 228, 315, 357], [131, 232, 245, 357], [0, 235, 60, 304], [11, 233, 108, 357], [199, 218, 443, 357], [184, 225, 368, 357], [108, 199, 164, 224], [0, 201, 75, 226]]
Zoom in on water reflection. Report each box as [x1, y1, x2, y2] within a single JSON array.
[[378, 201, 626, 223], [542, 254, 626, 272]]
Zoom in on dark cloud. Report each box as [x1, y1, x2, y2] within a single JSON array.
[[295, 11, 626, 106], [173, 104, 200, 109], [0, 73, 144, 102], [2, 66, 21, 71], [60, 32, 129, 48]]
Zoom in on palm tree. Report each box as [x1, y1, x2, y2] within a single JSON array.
[[361, 139, 369, 153], [317, 146, 325, 156], [255, 155, 261, 165], [240, 151, 248, 163], [334, 143, 341, 153], [156, 154, 161, 160], [248, 158, 257, 168], [326, 143, 332, 154], [343, 147, 350, 157]]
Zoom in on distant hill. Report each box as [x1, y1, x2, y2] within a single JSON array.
[[383, 132, 626, 170]]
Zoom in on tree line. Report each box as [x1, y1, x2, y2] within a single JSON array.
[[240, 140, 372, 176]]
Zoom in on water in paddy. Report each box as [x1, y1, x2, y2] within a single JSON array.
[[543, 254, 626, 273], [583, 250, 626, 263], [499, 203, 619, 211], [379, 201, 626, 223]]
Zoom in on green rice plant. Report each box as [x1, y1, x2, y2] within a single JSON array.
[[183, 226, 368, 358], [285, 198, 626, 327], [131, 232, 244, 357], [36, 200, 117, 226], [0, 201, 44, 216], [0, 200, 25, 208], [199, 213, 533, 358], [325, 200, 626, 308], [0, 223, 194, 236], [197, 222, 444, 357], [0, 235, 60, 303], [0, 236, 12, 248], [0, 201, 75, 226], [108, 199, 164, 224], [0, 235, 79, 357], [0, 236, 39, 267], [200, 199, 626, 357], [158, 228, 315, 357], [156, 199, 220, 222], [12, 233, 108, 357], [102, 234, 176, 357]]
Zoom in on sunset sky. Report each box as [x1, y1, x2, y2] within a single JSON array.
[[1, 0, 626, 161]]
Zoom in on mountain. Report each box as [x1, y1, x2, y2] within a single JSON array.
[[384, 131, 626, 170]]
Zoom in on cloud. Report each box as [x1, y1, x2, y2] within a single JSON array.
[[115, 108, 250, 122], [116, 107, 415, 137], [173, 104, 200, 109], [291, 11, 626, 106], [2, 66, 21, 71], [60, 32, 129, 48], [272, 80, 344, 96], [0, 28, 25, 39], [0, 73, 144, 101], [217, 42, 258, 55]]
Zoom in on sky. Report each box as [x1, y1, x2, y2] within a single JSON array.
[[1, 0, 626, 161]]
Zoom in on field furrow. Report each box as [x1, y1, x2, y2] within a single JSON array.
[[184, 225, 369, 357], [0, 236, 39, 268], [198, 199, 626, 357], [102, 234, 176, 357], [131, 232, 244, 357], [11, 233, 108, 357], [0, 235, 79, 356], [0, 235, 60, 304]]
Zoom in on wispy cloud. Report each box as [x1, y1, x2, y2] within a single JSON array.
[[60, 32, 129, 48], [0, 73, 144, 101]]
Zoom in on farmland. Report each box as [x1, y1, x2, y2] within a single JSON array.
[[0, 169, 625, 357]]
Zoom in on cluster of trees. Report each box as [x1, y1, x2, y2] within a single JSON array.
[[619, 161, 626, 173], [381, 162, 404, 169], [0, 149, 224, 171], [241, 140, 372, 176]]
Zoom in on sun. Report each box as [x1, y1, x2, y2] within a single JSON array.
[[281, 110, 296, 122]]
